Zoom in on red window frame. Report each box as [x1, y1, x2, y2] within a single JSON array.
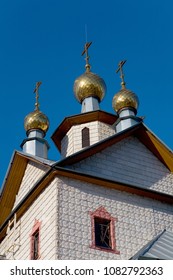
[[30, 220, 41, 260], [89, 206, 120, 254]]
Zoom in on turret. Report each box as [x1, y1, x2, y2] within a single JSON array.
[[21, 82, 50, 158]]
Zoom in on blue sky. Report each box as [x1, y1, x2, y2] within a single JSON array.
[[0, 0, 173, 187]]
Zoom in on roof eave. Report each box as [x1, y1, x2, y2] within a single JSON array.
[[51, 110, 118, 151], [1, 165, 173, 242], [0, 151, 52, 226], [57, 122, 173, 171]]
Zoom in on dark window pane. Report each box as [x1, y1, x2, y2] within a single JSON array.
[[94, 217, 111, 249], [33, 231, 39, 260], [82, 127, 90, 148]]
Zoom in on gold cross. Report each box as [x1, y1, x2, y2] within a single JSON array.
[[81, 42, 92, 71], [33, 81, 42, 110], [116, 60, 127, 88]]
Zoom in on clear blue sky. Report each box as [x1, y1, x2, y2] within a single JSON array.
[[0, 0, 173, 187]]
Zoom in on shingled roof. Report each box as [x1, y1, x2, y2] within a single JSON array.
[[131, 229, 173, 260]]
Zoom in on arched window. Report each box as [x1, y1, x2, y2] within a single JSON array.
[[82, 127, 90, 148], [30, 220, 41, 260], [90, 206, 120, 254]]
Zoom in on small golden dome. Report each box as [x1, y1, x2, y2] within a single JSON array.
[[73, 71, 106, 103], [24, 110, 49, 133], [112, 88, 139, 113]]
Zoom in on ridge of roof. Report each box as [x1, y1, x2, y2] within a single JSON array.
[[0, 150, 55, 227], [57, 122, 143, 167], [16, 150, 56, 166], [0, 150, 55, 194], [143, 123, 173, 153], [56, 121, 173, 171]]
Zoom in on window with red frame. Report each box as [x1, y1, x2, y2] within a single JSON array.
[[31, 230, 39, 259], [90, 206, 120, 254], [94, 217, 112, 249], [30, 220, 41, 260]]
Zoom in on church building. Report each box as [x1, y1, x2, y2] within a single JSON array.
[[0, 43, 173, 260]]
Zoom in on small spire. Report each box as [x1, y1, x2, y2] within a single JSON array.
[[116, 60, 127, 89], [81, 42, 92, 72], [33, 81, 42, 111]]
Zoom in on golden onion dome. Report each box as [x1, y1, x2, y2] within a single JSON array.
[[112, 88, 139, 113], [73, 71, 106, 103], [24, 109, 49, 133]]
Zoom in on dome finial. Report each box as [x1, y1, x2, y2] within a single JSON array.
[[116, 60, 127, 89], [22, 81, 49, 158], [74, 42, 106, 109], [33, 81, 42, 111], [81, 41, 92, 72], [24, 81, 49, 133], [112, 59, 139, 114]]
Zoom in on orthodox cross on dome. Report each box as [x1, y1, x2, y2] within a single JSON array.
[[116, 60, 127, 89], [33, 81, 42, 110], [82, 41, 92, 72]]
